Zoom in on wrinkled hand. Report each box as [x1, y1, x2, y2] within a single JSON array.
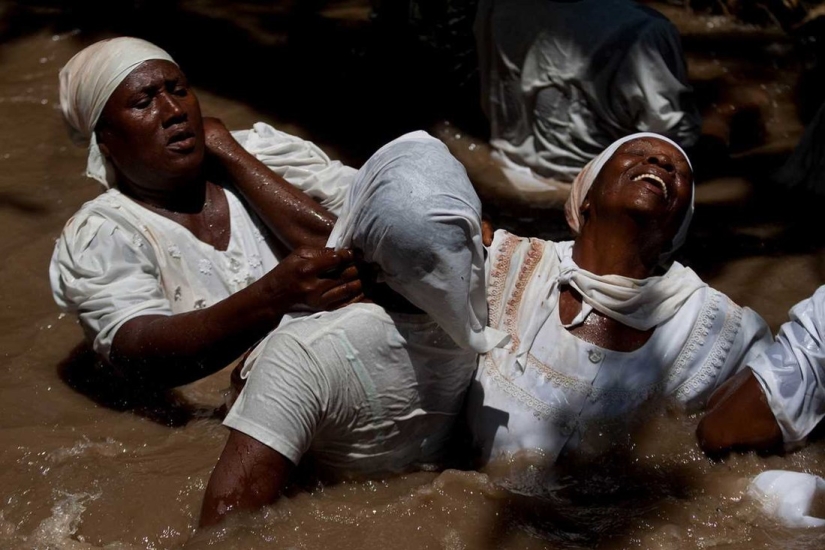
[[203, 116, 240, 159], [272, 247, 363, 310]]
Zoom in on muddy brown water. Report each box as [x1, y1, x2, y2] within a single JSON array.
[[2, 6, 825, 549]]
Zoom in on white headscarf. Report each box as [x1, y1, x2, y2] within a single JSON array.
[[564, 132, 694, 261], [327, 131, 509, 353], [59, 37, 177, 187]]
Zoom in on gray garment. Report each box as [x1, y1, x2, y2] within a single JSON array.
[[476, 0, 701, 182]]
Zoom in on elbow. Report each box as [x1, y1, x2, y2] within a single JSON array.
[[696, 414, 731, 457]]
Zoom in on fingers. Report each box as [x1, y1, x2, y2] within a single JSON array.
[[294, 247, 356, 274], [317, 280, 364, 310]]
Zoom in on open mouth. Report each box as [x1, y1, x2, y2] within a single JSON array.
[[167, 129, 195, 151], [631, 173, 668, 199]]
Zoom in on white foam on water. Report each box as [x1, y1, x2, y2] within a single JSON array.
[[0, 490, 136, 550]]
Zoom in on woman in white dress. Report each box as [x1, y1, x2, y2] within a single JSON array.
[[50, 38, 361, 388], [469, 133, 773, 465]]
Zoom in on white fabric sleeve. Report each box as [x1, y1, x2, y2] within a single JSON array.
[[49, 212, 173, 360], [677, 294, 773, 411], [231, 122, 356, 216], [223, 331, 329, 465], [616, 21, 701, 148], [748, 285, 825, 444]]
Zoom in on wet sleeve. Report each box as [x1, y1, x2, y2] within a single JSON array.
[[615, 21, 701, 148], [676, 291, 773, 411], [223, 331, 331, 465], [49, 212, 173, 360], [748, 286, 825, 444], [231, 122, 356, 216]]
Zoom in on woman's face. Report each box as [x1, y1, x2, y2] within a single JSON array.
[[96, 60, 205, 191], [585, 137, 693, 241]]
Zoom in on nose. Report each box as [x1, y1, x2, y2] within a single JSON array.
[[645, 153, 674, 172], [159, 92, 186, 128]]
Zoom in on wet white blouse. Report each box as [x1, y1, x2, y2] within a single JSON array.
[[468, 231, 772, 464], [748, 285, 825, 445], [225, 303, 478, 476], [49, 123, 354, 360]]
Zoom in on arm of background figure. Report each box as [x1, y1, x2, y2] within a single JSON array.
[[696, 368, 783, 456], [199, 429, 293, 528], [204, 117, 336, 250], [110, 248, 361, 388]]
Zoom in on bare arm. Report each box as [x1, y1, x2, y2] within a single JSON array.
[[203, 118, 335, 250], [696, 368, 783, 457], [200, 429, 292, 528], [110, 248, 361, 388]]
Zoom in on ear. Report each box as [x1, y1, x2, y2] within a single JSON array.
[[580, 196, 591, 216]]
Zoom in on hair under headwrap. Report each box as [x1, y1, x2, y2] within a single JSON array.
[[327, 131, 508, 353], [59, 37, 177, 187], [564, 132, 694, 260]]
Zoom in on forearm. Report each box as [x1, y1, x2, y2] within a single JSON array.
[[696, 369, 783, 457], [210, 138, 335, 249], [109, 247, 361, 388], [110, 277, 288, 388], [200, 430, 292, 527]]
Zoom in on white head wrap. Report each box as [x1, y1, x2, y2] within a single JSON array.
[[327, 131, 508, 353], [564, 132, 694, 260], [59, 37, 177, 187]]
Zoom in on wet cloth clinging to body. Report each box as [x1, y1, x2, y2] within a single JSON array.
[[59, 37, 176, 187], [469, 230, 772, 464], [748, 285, 825, 445], [226, 302, 479, 475], [475, 0, 700, 184], [227, 132, 502, 474], [327, 131, 508, 353], [50, 123, 354, 359]]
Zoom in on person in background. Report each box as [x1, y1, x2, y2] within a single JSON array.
[[51, 37, 361, 389], [474, 0, 701, 192]]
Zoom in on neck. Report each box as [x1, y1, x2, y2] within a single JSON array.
[[572, 218, 664, 279], [118, 175, 209, 214]]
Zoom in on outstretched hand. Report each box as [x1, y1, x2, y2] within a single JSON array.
[[272, 247, 363, 310]]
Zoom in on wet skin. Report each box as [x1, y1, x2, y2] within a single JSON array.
[[97, 60, 206, 198], [581, 137, 693, 261]]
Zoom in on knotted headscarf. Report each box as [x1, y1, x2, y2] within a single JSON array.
[[327, 131, 509, 353], [59, 37, 176, 187], [564, 132, 694, 261]]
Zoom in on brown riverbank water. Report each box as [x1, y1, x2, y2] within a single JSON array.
[[2, 3, 825, 549]]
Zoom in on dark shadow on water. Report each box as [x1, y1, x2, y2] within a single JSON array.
[[0, 190, 49, 215], [481, 442, 695, 548], [56, 342, 222, 427]]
